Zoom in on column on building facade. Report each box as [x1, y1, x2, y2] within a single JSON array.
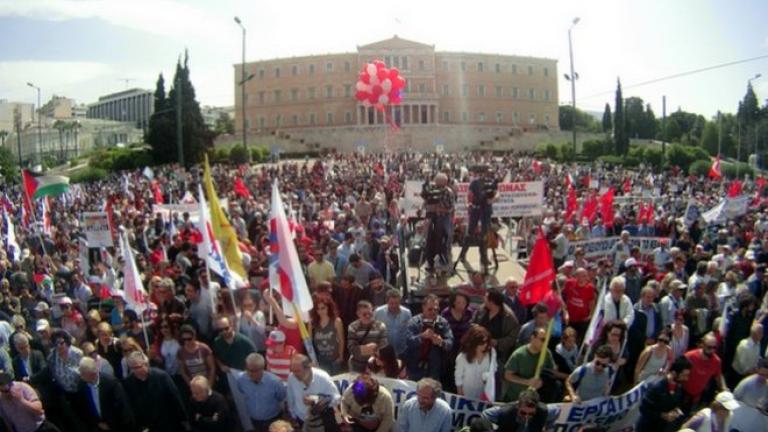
[[429, 105, 435, 124]]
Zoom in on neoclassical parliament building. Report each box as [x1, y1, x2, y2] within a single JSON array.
[[232, 36, 561, 153]]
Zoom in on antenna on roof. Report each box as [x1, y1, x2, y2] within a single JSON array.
[[118, 78, 135, 89]]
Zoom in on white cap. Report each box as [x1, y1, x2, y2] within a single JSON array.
[[624, 258, 638, 268], [35, 319, 50, 331], [715, 391, 740, 410]]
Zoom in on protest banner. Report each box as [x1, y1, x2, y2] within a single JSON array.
[[566, 236, 669, 264], [82, 212, 113, 248], [152, 199, 228, 224], [702, 195, 750, 224], [401, 181, 425, 218], [331, 374, 646, 431], [455, 181, 544, 218]]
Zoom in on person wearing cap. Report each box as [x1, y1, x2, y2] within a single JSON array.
[[265, 330, 297, 382], [0, 371, 61, 432], [558, 260, 575, 278], [57, 296, 85, 343], [659, 280, 687, 328], [620, 258, 643, 304], [11, 333, 45, 383], [681, 391, 740, 431]]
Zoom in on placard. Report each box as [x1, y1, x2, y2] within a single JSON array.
[[82, 212, 113, 248]]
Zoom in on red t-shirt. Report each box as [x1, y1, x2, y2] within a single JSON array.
[[563, 279, 595, 323], [683, 349, 722, 399]]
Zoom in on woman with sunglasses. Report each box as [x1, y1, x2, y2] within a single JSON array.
[[149, 317, 182, 377], [635, 327, 674, 384], [177, 325, 217, 388]]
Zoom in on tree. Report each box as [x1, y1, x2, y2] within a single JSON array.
[[214, 112, 235, 135], [738, 83, 760, 128], [558, 106, 597, 131], [624, 97, 645, 139], [602, 103, 612, 133], [701, 121, 718, 155], [147, 52, 214, 166], [0, 130, 8, 147], [613, 79, 629, 155], [664, 117, 682, 142], [0, 147, 17, 182], [641, 104, 658, 140]]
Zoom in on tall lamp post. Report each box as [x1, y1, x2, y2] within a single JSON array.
[[26, 82, 42, 164], [565, 17, 580, 155], [749, 73, 762, 168], [234, 16, 254, 162]]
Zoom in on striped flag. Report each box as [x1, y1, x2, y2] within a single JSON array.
[[197, 185, 242, 290], [269, 180, 316, 362], [120, 232, 149, 314]]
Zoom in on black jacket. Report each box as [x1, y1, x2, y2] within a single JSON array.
[[124, 367, 188, 432], [12, 349, 46, 382], [75, 373, 136, 432], [189, 390, 234, 432], [636, 377, 685, 431], [485, 401, 548, 432]]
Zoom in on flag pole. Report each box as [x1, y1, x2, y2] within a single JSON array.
[[291, 301, 318, 364], [21, 173, 48, 257], [138, 302, 151, 350]]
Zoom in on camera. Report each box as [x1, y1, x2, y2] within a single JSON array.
[[421, 181, 443, 206], [422, 319, 435, 330]]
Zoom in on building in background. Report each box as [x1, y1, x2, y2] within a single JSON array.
[[201, 105, 235, 129], [0, 100, 34, 134], [39, 95, 77, 119], [87, 88, 153, 131], [232, 36, 559, 152]]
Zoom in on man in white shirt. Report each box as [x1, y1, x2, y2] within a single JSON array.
[[600, 276, 635, 327], [734, 358, 768, 409], [286, 354, 340, 427], [612, 231, 632, 271], [733, 324, 764, 378]]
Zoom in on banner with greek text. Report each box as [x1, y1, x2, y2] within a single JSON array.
[[82, 212, 113, 248], [331, 374, 646, 431], [566, 236, 670, 263], [455, 181, 544, 218]]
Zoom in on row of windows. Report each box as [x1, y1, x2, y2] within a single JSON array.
[[254, 57, 551, 79], [248, 85, 551, 105], [444, 111, 552, 125], [246, 110, 552, 128]]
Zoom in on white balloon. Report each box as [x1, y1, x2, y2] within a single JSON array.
[[362, 100, 371, 107], [378, 94, 389, 105], [366, 63, 377, 77], [381, 78, 392, 93], [356, 82, 371, 93], [369, 73, 379, 86]]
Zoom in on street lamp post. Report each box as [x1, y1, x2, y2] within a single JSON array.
[[234, 16, 250, 162], [750, 74, 762, 168], [566, 17, 580, 155], [26, 82, 42, 164]]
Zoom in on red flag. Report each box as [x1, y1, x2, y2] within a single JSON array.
[[644, 202, 654, 224], [600, 188, 615, 226], [233, 177, 252, 198], [532, 160, 542, 175], [151, 180, 164, 204], [727, 180, 742, 198], [565, 185, 578, 223], [581, 192, 599, 223], [637, 201, 647, 224], [709, 156, 722, 180], [520, 228, 555, 306], [757, 176, 767, 191], [582, 174, 592, 189], [623, 177, 631, 194]]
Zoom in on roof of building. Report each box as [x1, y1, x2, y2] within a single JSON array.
[[358, 35, 434, 50]]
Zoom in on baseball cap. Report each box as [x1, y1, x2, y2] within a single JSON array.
[[34, 301, 50, 312], [266, 330, 286, 347], [670, 280, 687, 290], [559, 260, 574, 270], [715, 391, 740, 410], [35, 319, 50, 331], [624, 258, 638, 268], [58, 296, 73, 305]]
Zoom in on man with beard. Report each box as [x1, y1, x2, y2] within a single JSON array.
[[636, 356, 692, 431]]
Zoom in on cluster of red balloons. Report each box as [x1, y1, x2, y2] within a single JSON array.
[[354, 60, 406, 111]]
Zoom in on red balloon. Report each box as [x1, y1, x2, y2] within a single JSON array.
[[373, 60, 386, 68], [372, 85, 383, 96], [355, 91, 369, 101], [375, 104, 385, 112], [388, 68, 400, 80], [377, 68, 389, 81], [391, 93, 402, 104], [359, 73, 370, 85], [367, 94, 378, 105], [392, 76, 406, 90]]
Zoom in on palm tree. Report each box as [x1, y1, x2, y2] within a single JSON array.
[[53, 120, 66, 163], [71, 121, 81, 157]]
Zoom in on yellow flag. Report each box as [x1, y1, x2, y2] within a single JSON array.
[[202, 155, 246, 278]]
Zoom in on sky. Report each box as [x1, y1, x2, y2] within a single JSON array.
[[0, 0, 767, 119]]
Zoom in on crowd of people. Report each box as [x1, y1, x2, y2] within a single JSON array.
[[0, 152, 767, 432]]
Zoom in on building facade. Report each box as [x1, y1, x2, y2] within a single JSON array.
[[234, 36, 559, 142], [0, 100, 34, 134], [39, 95, 76, 119], [87, 88, 153, 131]]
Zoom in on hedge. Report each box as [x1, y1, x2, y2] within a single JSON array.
[[70, 167, 108, 183]]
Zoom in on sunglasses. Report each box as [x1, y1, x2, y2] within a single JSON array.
[[518, 408, 536, 418], [594, 360, 610, 368], [658, 338, 670, 344], [182, 337, 194, 342]]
